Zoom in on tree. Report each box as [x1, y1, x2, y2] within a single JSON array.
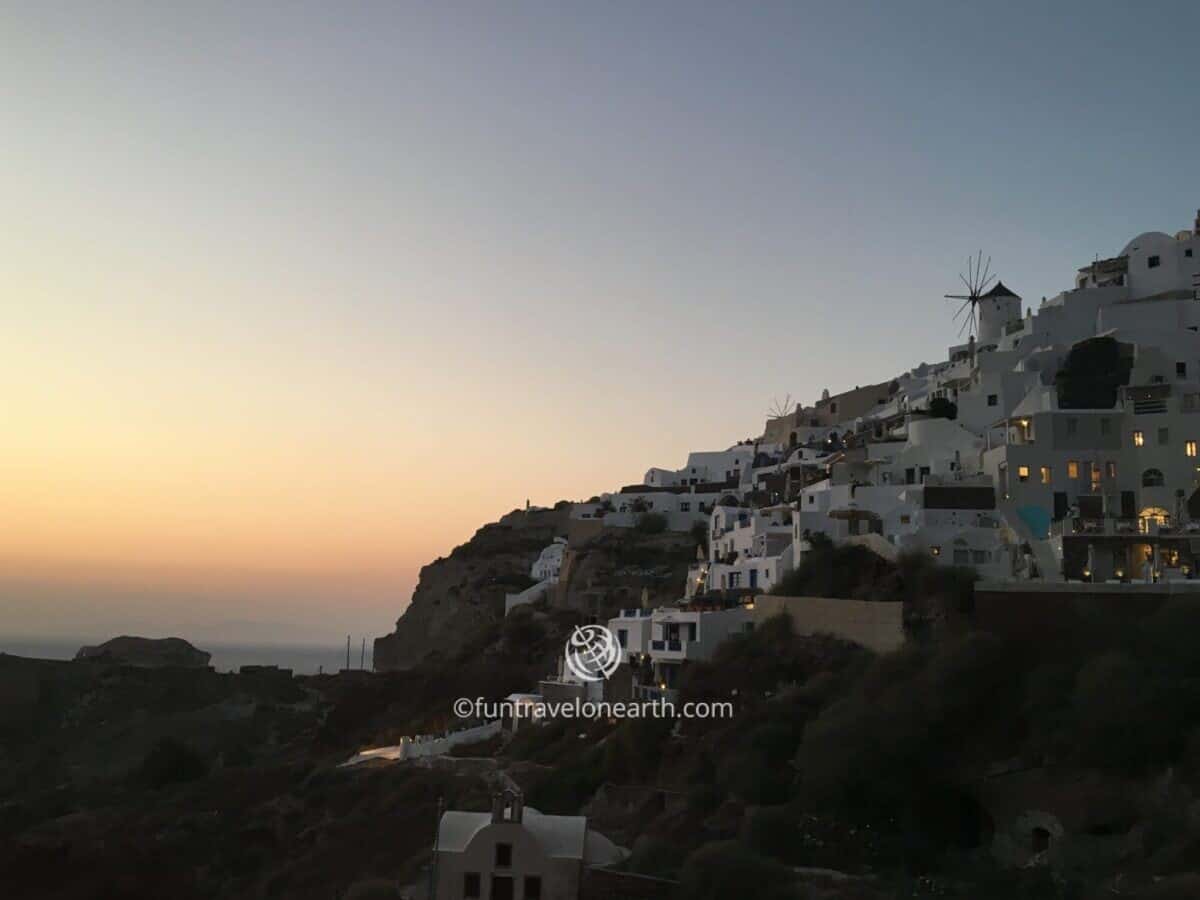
[[1055, 336, 1132, 409], [928, 396, 958, 420]]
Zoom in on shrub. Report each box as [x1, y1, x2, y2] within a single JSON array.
[[342, 880, 401, 899], [928, 397, 958, 419], [137, 737, 208, 788], [1055, 336, 1132, 409], [635, 512, 668, 534], [675, 841, 799, 900]]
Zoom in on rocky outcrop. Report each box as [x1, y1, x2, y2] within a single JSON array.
[[554, 528, 696, 618], [74, 636, 211, 669], [373, 505, 571, 671]]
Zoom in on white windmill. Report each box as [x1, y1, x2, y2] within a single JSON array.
[[944, 250, 996, 340]]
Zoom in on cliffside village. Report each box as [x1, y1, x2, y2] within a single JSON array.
[[394, 212, 1200, 900], [491, 213, 1200, 699]]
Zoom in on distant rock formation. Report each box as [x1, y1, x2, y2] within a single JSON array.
[[74, 636, 212, 669], [374, 505, 571, 672]]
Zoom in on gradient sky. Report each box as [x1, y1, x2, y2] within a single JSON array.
[[3, 2, 1198, 644]]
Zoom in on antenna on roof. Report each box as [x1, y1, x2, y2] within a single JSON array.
[[944, 250, 996, 339]]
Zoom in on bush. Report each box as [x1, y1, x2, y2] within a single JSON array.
[[928, 397, 958, 420], [342, 880, 401, 899], [137, 737, 208, 788], [635, 512, 668, 534], [675, 841, 800, 900], [1055, 336, 1132, 409]]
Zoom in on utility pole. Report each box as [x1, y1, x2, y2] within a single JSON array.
[[345, 635, 350, 671], [359, 637, 366, 670]]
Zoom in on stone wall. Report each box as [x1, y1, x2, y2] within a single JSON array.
[[754, 595, 905, 653]]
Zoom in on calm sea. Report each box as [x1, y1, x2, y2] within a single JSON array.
[[0, 637, 371, 675]]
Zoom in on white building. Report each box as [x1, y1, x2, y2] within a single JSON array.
[[688, 504, 794, 595], [643, 445, 763, 489], [610, 605, 755, 701], [435, 791, 626, 900]]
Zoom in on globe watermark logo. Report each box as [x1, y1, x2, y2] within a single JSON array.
[[564, 624, 621, 682]]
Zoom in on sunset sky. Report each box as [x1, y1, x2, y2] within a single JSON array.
[[3, 2, 1197, 644]]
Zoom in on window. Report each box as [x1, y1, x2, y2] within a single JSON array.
[[1100, 417, 1111, 435], [1148, 254, 1161, 269], [830, 401, 838, 413], [1142, 468, 1165, 487], [524, 876, 542, 900], [1179, 362, 1188, 378], [616, 628, 627, 648], [1134, 430, 1145, 447], [1066, 417, 1078, 436], [464, 873, 481, 899], [1090, 463, 1102, 491], [679, 502, 690, 512], [1040, 466, 1051, 484], [1067, 460, 1079, 479], [1159, 427, 1170, 445], [1187, 248, 1194, 258], [1188, 441, 1198, 458], [495, 843, 512, 868], [1107, 461, 1117, 478], [1017, 465, 1030, 482], [491, 876, 514, 900], [987, 394, 998, 407], [953, 548, 970, 565], [972, 550, 990, 564]]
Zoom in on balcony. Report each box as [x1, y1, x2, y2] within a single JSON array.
[[1050, 516, 1197, 537], [1123, 384, 1171, 415]]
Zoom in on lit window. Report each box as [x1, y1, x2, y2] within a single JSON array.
[[1039, 466, 1051, 484], [1188, 441, 1198, 458], [1106, 461, 1117, 478], [1134, 430, 1145, 447], [1017, 465, 1030, 482], [1067, 460, 1079, 479]]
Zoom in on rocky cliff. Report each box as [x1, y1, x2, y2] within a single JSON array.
[[374, 503, 704, 671], [373, 504, 571, 671]]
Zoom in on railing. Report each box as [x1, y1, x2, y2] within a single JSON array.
[[1050, 516, 1192, 537]]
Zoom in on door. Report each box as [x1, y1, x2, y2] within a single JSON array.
[[491, 876, 514, 900], [749, 569, 758, 590], [1121, 490, 1136, 520], [1053, 492, 1068, 521]]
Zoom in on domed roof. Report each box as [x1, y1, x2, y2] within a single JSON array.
[[1119, 231, 1174, 257]]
